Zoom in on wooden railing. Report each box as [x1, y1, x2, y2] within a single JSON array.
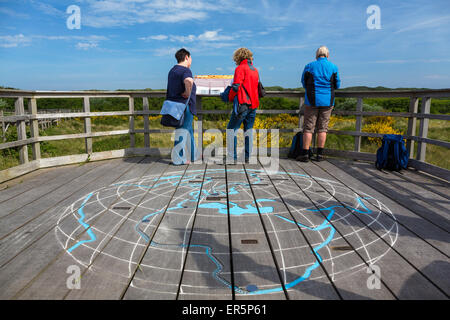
[[1, 89, 449, 182]]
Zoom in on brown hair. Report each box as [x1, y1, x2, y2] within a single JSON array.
[[233, 47, 253, 65]]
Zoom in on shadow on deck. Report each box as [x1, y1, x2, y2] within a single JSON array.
[[0, 156, 449, 300]]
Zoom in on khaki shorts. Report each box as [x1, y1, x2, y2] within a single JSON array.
[[303, 105, 333, 133]]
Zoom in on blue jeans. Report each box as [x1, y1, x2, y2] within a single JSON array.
[[172, 107, 196, 165], [226, 108, 256, 161]]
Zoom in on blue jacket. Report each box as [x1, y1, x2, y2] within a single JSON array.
[[301, 57, 340, 107]]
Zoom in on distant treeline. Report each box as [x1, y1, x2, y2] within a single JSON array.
[[1, 86, 449, 114]]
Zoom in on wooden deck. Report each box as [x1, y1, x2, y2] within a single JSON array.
[[0, 156, 449, 300]]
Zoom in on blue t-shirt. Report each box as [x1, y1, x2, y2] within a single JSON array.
[[166, 65, 197, 115]]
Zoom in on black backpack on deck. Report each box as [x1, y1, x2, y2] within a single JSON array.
[[288, 132, 313, 159]]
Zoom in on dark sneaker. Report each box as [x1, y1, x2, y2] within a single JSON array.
[[296, 154, 309, 163], [313, 154, 325, 162]]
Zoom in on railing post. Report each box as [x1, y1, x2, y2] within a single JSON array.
[[1, 110, 5, 142], [28, 98, 41, 161], [298, 96, 304, 130], [196, 96, 203, 162], [129, 96, 135, 149], [143, 97, 150, 149], [354, 97, 363, 152], [416, 97, 431, 162], [406, 97, 419, 159], [83, 97, 93, 154], [15, 97, 29, 164]]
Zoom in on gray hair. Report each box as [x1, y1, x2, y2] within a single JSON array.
[[316, 46, 329, 59]]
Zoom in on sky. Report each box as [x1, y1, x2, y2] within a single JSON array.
[[0, 0, 449, 90]]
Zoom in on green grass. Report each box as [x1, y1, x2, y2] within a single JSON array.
[[1, 114, 449, 170]]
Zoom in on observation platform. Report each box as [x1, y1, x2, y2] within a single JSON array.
[[0, 156, 449, 300]]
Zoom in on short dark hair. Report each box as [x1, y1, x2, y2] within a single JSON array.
[[175, 48, 190, 63]]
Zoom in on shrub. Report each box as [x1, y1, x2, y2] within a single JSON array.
[[362, 120, 402, 146]]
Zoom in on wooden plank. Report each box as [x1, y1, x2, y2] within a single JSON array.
[[37, 130, 130, 142], [83, 97, 92, 154], [0, 157, 157, 299], [1, 88, 450, 98], [57, 162, 190, 300], [331, 160, 450, 253], [246, 162, 341, 300], [0, 159, 124, 241], [280, 159, 396, 299], [348, 161, 450, 233], [1, 110, 4, 142], [0, 157, 147, 270], [129, 97, 135, 149], [406, 98, 419, 159], [416, 97, 431, 162], [0, 160, 41, 183], [298, 97, 304, 129], [142, 97, 150, 148], [317, 159, 450, 297], [0, 161, 105, 220], [407, 159, 450, 182], [354, 98, 363, 152], [177, 164, 233, 300], [292, 159, 448, 299], [121, 163, 210, 300], [196, 96, 203, 161], [15, 97, 28, 164], [226, 164, 287, 300], [28, 98, 41, 161], [0, 165, 75, 203], [393, 169, 450, 201]]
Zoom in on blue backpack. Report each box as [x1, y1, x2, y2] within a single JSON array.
[[375, 134, 409, 171], [220, 86, 232, 102], [220, 86, 241, 116]]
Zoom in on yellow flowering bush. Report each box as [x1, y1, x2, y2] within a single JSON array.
[[362, 120, 402, 146], [364, 116, 395, 126]]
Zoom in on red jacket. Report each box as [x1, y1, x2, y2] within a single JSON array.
[[229, 59, 260, 109]]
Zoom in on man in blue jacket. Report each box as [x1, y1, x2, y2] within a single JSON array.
[[297, 46, 340, 162]]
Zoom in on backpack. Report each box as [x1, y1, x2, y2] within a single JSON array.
[[375, 134, 409, 171], [220, 86, 232, 102], [288, 132, 312, 159]]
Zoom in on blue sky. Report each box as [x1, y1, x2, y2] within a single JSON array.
[[0, 0, 449, 90]]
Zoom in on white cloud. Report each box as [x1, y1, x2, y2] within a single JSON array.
[[76, 0, 246, 28], [198, 30, 233, 41], [170, 34, 197, 43], [254, 44, 310, 51], [29, 0, 65, 17], [0, 7, 30, 19], [139, 30, 234, 44], [76, 42, 99, 50], [0, 33, 109, 49], [146, 35, 168, 41], [395, 15, 450, 34], [0, 34, 32, 48]]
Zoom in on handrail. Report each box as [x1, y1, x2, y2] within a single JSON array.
[[1, 89, 449, 182]]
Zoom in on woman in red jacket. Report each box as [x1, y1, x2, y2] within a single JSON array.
[[227, 47, 260, 163]]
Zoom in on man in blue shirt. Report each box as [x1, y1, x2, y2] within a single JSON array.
[[298, 46, 340, 162], [167, 48, 197, 165]]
